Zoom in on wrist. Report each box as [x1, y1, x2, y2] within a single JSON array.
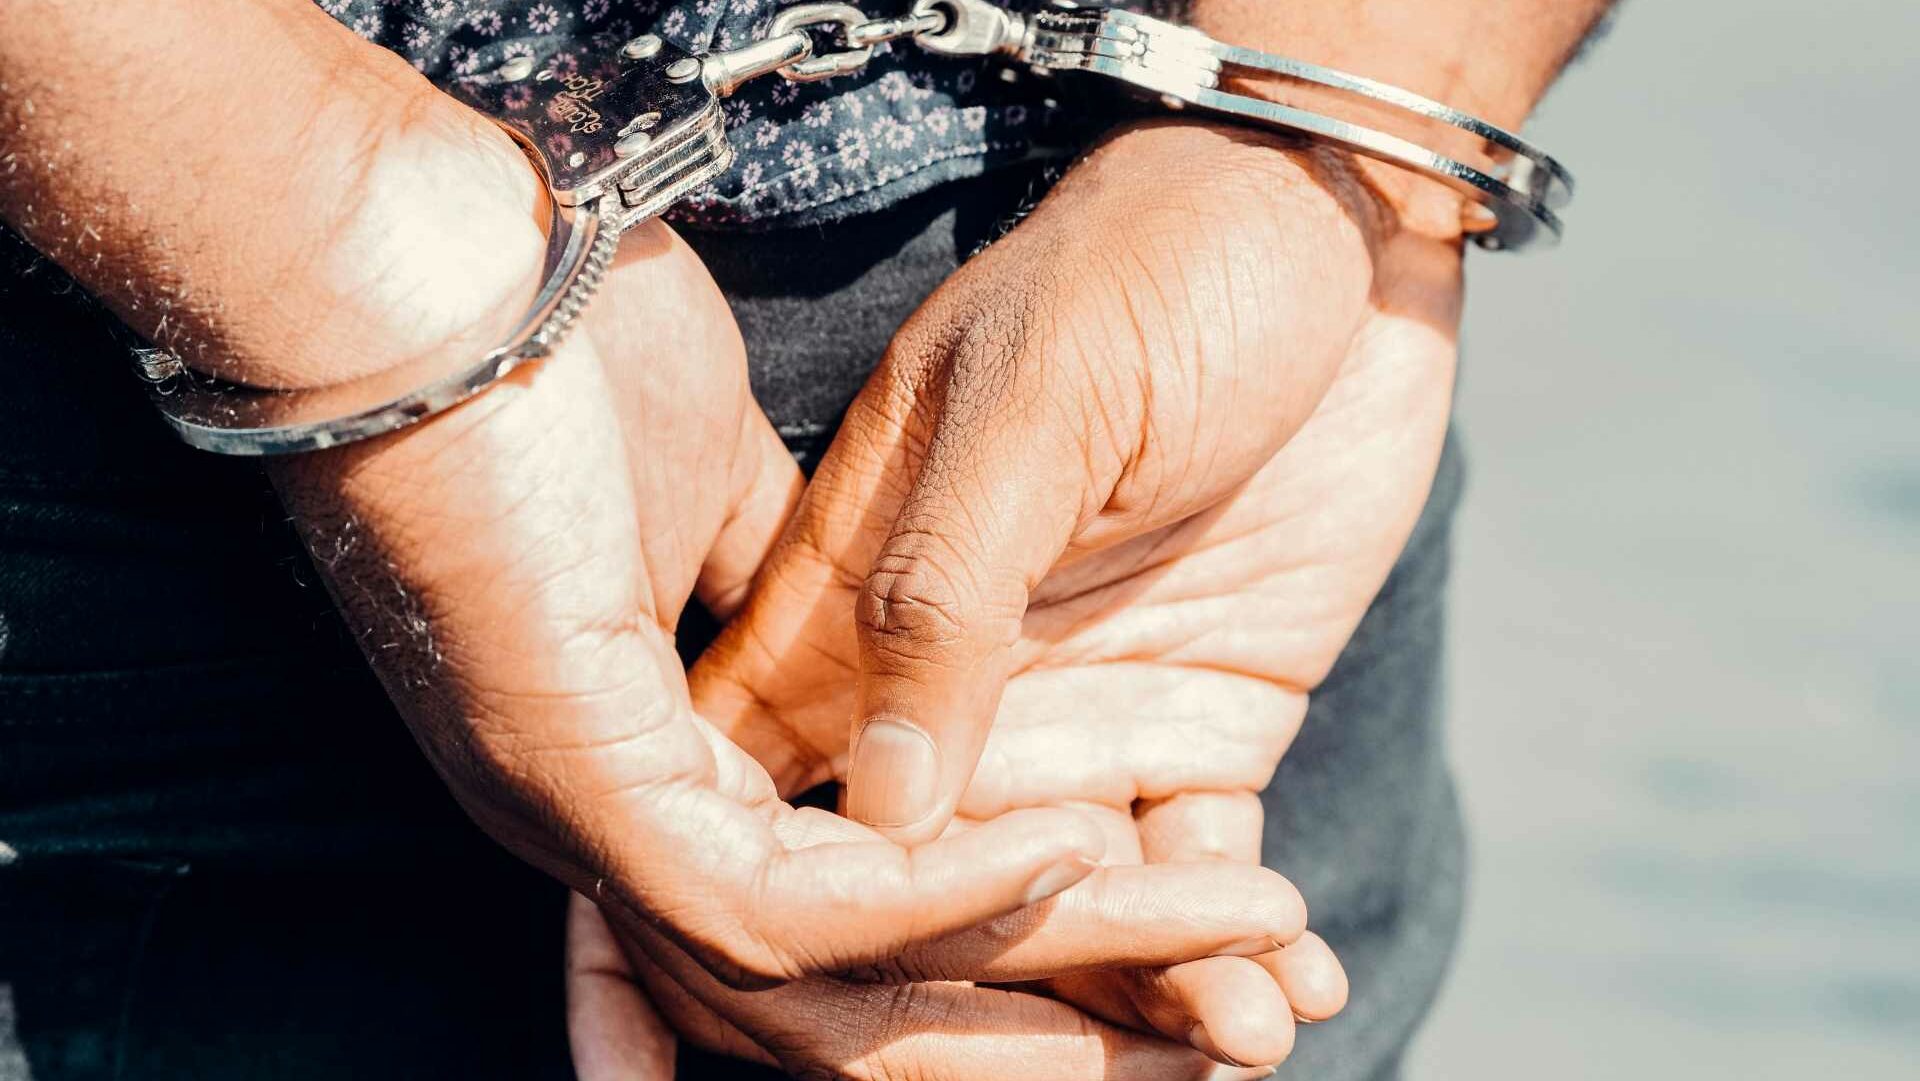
[[202, 88, 546, 391], [1083, 119, 1428, 264]]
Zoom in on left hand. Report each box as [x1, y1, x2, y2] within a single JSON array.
[[680, 117, 1466, 1068], [691, 119, 1459, 846]]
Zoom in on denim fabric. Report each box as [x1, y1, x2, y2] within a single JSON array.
[[0, 161, 1460, 1077], [317, 0, 1178, 227]]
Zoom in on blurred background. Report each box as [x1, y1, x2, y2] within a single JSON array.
[[1409, 1, 1919, 1077]]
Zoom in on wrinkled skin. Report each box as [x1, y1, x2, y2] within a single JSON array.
[[667, 119, 1466, 1069], [268, 122, 1334, 1080]]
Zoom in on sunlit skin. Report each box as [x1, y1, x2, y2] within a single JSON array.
[[1, 0, 1612, 1076], [5, 5, 1329, 1075], [671, 119, 1461, 1069]]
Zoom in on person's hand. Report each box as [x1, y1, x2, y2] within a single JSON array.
[[272, 210, 1168, 991], [564, 802, 1305, 1081], [687, 118, 1464, 1066], [690, 119, 1458, 846]]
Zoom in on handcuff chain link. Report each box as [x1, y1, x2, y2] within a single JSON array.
[[709, 1, 955, 90]]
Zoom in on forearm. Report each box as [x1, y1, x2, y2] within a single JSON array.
[[1189, 0, 1612, 129], [0, 0, 538, 388], [1181, 0, 1612, 229]]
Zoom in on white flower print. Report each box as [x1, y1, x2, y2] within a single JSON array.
[[834, 128, 870, 169], [800, 101, 833, 128], [526, 3, 562, 34], [449, 43, 482, 76], [871, 115, 914, 151], [780, 141, 820, 188], [314, 0, 1056, 225], [875, 71, 912, 103]]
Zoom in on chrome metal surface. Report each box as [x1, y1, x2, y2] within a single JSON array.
[[621, 34, 664, 60], [144, 0, 1571, 457], [702, 31, 814, 96], [1014, 6, 1572, 250], [911, 0, 1027, 58], [131, 346, 184, 383], [145, 41, 732, 455]]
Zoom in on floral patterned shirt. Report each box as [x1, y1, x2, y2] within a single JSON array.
[[319, 0, 1165, 228]]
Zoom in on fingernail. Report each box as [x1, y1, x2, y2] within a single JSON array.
[[1188, 1024, 1252, 1068], [1219, 934, 1285, 957], [1021, 853, 1100, 906], [847, 716, 940, 827]]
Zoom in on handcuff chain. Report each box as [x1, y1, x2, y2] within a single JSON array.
[[707, 1, 953, 90]]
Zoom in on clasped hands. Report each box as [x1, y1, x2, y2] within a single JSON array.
[[271, 95, 1465, 1080]]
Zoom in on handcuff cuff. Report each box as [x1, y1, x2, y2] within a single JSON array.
[[135, 0, 1573, 456]]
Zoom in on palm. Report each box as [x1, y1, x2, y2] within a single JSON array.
[[687, 208, 1462, 1061]]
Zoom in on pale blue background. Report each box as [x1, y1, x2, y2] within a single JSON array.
[[1408, 1, 1920, 1077]]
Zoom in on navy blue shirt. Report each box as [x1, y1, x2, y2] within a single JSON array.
[[321, 0, 1180, 225]]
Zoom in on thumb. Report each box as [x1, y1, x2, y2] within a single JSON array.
[[695, 407, 805, 622], [846, 389, 1090, 843]]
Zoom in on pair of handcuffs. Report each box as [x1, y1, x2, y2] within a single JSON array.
[[136, 0, 1573, 456]]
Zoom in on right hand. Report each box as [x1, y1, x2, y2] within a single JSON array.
[[8, 0, 1328, 1063], [270, 74, 1316, 1000]]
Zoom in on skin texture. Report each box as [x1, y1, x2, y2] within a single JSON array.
[[2, 0, 1612, 1076], [2, 3, 1335, 1073], [674, 118, 1461, 1068]]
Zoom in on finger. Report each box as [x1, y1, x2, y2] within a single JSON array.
[[698, 409, 805, 622], [1122, 790, 1298, 1064], [1130, 955, 1297, 1069], [1252, 931, 1350, 1022], [848, 859, 1309, 983], [847, 342, 1097, 843], [1135, 790, 1268, 866], [624, 918, 1274, 1081], [588, 221, 803, 626], [594, 796, 1108, 987], [961, 666, 1304, 819], [566, 892, 679, 1081], [765, 802, 1300, 984]]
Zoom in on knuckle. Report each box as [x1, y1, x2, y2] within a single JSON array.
[[857, 547, 978, 657]]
